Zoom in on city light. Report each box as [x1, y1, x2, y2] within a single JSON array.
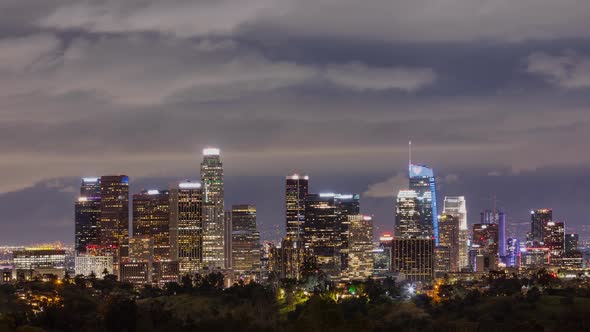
[[203, 147, 220, 156]]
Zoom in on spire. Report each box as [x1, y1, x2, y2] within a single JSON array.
[[408, 139, 412, 167]]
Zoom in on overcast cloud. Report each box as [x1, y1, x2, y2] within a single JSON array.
[[1, 0, 590, 243]]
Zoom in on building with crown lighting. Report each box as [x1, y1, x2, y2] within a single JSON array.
[[201, 148, 225, 269], [409, 164, 438, 244], [285, 174, 309, 239], [170, 181, 203, 274], [132, 189, 171, 261], [99, 175, 129, 273]]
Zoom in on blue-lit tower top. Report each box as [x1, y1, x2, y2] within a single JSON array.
[[408, 142, 439, 245]]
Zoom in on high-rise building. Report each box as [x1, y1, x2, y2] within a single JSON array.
[[395, 190, 422, 238], [443, 196, 468, 270], [231, 205, 260, 276], [201, 148, 225, 269], [543, 221, 565, 258], [132, 189, 171, 261], [409, 164, 438, 244], [345, 215, 374, 280], [270, 236, 307, 280], [391, 238, 435, 282], [170, 181, 203, 274], [335, 194, 361, 270], [303, 193, 341, 277], [75, 178, 101, 255], [285, 174, 309, 238], [565, 234, 579, 253], [436, 214, 460, 273], [373, 233, 393, 277], [224, 211, 232, 269], [505, 238, 520, 267], [480, 209, 506, 260], [99, 175, 130, 271], [530, 209, 552, 245], [472, 223, 499, 271]]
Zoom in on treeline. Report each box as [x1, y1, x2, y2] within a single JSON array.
[[1, 271, 590, 331]]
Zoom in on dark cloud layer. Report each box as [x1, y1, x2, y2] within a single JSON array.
[[1, 0, 590, 244]]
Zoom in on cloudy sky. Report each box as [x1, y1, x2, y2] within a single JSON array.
[[1, 0, 590, 245]]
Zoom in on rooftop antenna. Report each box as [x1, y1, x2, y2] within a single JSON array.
[[408, 140, 412, 167]]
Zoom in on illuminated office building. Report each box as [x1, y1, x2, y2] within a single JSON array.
[[436, 214, 460, 273], [443, 196, 468, 269], [480, 209, 506, 261], [201, 148, 225, 269], [373, 233, 393, 277], [565, 234, 579, 253], [530, 209, 552, 245], [472, 223, 499, 271], [543, 221, 565, 258], [391, 238, 435, 282], [99, 175, 129, 268], [285, 174, 309, 238], [409, 164, 438, 244], [132, 189, 171, 260], [75, 177, 101, 255], [75, 255, 113, 278], [303, 193, 341, 277], [335, 193, 361, 270], [231, 205, 260, 275], [271, 236, 307, 279], [128, 237, 154, 263], [170, 181, 203, 274], [345, 215, 374, 280], [395, 190, 422, 238], [13, 247, 66, 280], [505, 238, 520, 267]]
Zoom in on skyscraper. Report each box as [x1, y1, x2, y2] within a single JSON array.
[[530, 209, 552, 245], [99, 175, 130, 271], [436, 214, 460, 273], [303, 193, 340, 277], [345, 215, 374, 280], [231, 205, 260, 276], [285, 174, 309, 238], [395, 190, 422, 238], [472, 223, 499, 271], [132, 189, 171, 261], [391, 238, 435, 282], [565, 234, 579, 253], [75, 177, 101, 255], [480, 209, 506, 260], [543, 221, 565, 258], [201, 148, 225, 269], [409, 164, 438, 244], [170, 181, 203, 274], [443, 196, 468, 269], [335, 193, 360, 271]]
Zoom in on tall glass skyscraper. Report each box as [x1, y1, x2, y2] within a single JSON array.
[[409, 164, 438, 244], [132, 189, 171, 261], [285, 174, 309, 238], [170, 181, 203, 274], [230, 205, 260, 276], [200, 148, 225, 269], [395, 190, 422, 238], [99, 175, 129, 271], [75, 177, 101, 255], [443, 196, 468, 269]]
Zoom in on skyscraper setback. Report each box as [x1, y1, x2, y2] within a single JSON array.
[[200, 148, 225, 269], [285, 174, 309, 238], [99, 175, 130, 269]]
